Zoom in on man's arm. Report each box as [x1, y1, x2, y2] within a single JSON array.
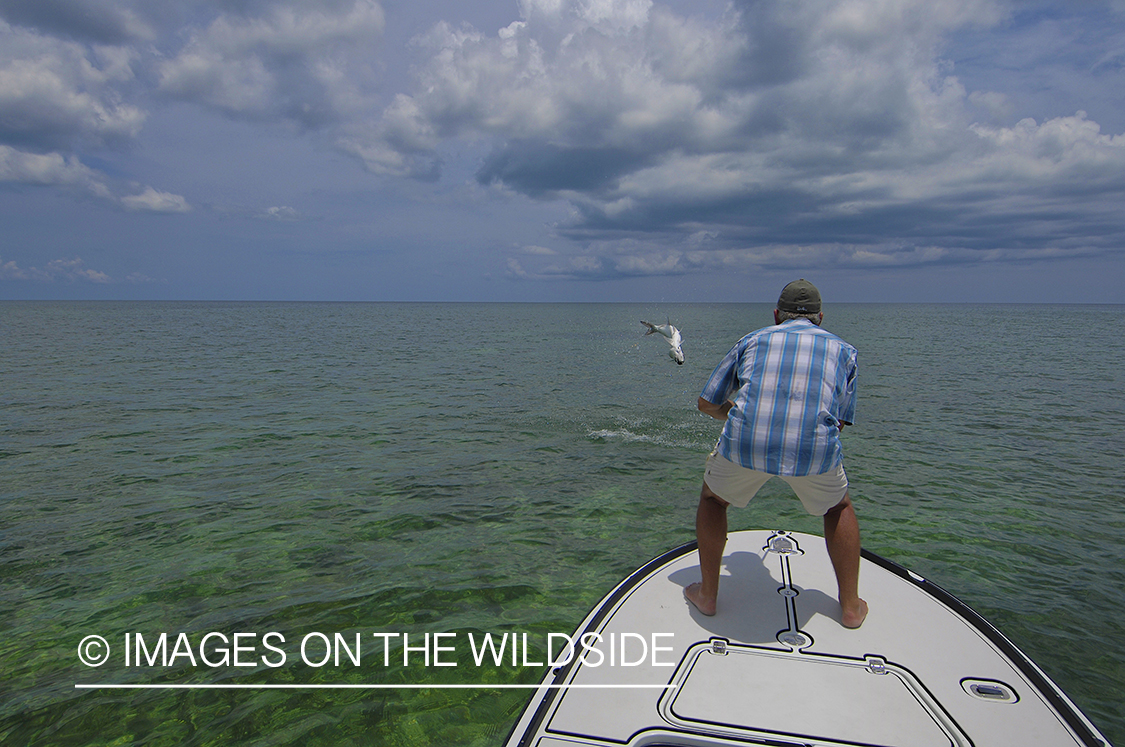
[[698, 397, 733, 420]]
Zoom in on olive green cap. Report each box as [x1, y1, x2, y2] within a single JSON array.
[[777, 279, 822, 314]]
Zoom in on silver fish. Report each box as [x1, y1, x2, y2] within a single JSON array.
[[640, 319, 684, 364]]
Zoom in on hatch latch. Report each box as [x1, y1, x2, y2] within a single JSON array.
[[865, 655, 889, 675]]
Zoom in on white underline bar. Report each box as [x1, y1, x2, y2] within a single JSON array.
[[75, 683, 679, 690]]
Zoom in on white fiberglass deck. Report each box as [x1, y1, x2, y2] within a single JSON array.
[[505, 530, 1110, 747]]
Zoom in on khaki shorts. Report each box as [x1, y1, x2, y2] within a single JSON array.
[[703, 450, 849, 516]]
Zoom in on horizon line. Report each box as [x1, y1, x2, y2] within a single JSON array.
[[5, 299, 1121, 306]]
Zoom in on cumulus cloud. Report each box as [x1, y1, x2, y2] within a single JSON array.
[[1, 144, 190, 211], [0, 23, 145, 150], [121, 186, 191, 212], [0, 144, 112, 197], [359, 0, 1000, 176], [259, 205, 300, 220], [1, 1, 387, 215], [0, 19, 192, 212], [157, 0, 385, 127], [337, 92, 442, 178], [0, 255, 111, 282], [348, 0, 1124, 280]]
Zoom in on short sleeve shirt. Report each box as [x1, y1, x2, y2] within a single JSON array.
[[700, 319, 857, 477]]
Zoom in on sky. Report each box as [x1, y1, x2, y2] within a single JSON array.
[[1, 0, 1124, 303]]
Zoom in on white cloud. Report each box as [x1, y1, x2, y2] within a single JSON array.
[[0, 255, 110, 283], [0, 24, 145, 148], [157, 0, 385, 126], [44, 256, 111, 282], [337, 93, 442, 177], [0, 144, 112, 197], [519, 0, 654, 33], [121, 186, 191, 213], [260, 205, 300, 220], [968, 112, 1125, 181], [361, 0, 995, 186], [0, 145, 191, 212], [0, 256, 28, 279]]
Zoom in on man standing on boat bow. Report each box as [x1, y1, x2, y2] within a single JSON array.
[[685, 279, 869, 629]]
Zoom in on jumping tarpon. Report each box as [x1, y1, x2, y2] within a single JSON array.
[[640, 319, 684, 364]]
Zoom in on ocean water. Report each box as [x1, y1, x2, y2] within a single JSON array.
[[1, 301, 1122, 746]]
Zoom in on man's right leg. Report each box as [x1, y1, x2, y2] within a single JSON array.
[[823, 492, 868, 628], [684, 484, 728, 616]]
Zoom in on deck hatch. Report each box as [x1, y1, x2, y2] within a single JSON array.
[[662, 643, 969, 747]]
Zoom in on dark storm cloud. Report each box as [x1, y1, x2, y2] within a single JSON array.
[[476, 141, 656, 197]]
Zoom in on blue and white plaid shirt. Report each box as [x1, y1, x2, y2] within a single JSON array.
[[700, 319, 857, 477]]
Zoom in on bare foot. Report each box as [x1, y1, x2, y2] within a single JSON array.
[[841, 598, 869, 629], [684, 582, 717, 616]]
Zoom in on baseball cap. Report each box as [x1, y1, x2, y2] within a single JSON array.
[[777, 279, 821, 314]]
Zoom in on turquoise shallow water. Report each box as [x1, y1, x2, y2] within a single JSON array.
[[1, 301, 1122, 745]]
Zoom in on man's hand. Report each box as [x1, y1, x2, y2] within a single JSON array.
[[698, 397, 733, 420]]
